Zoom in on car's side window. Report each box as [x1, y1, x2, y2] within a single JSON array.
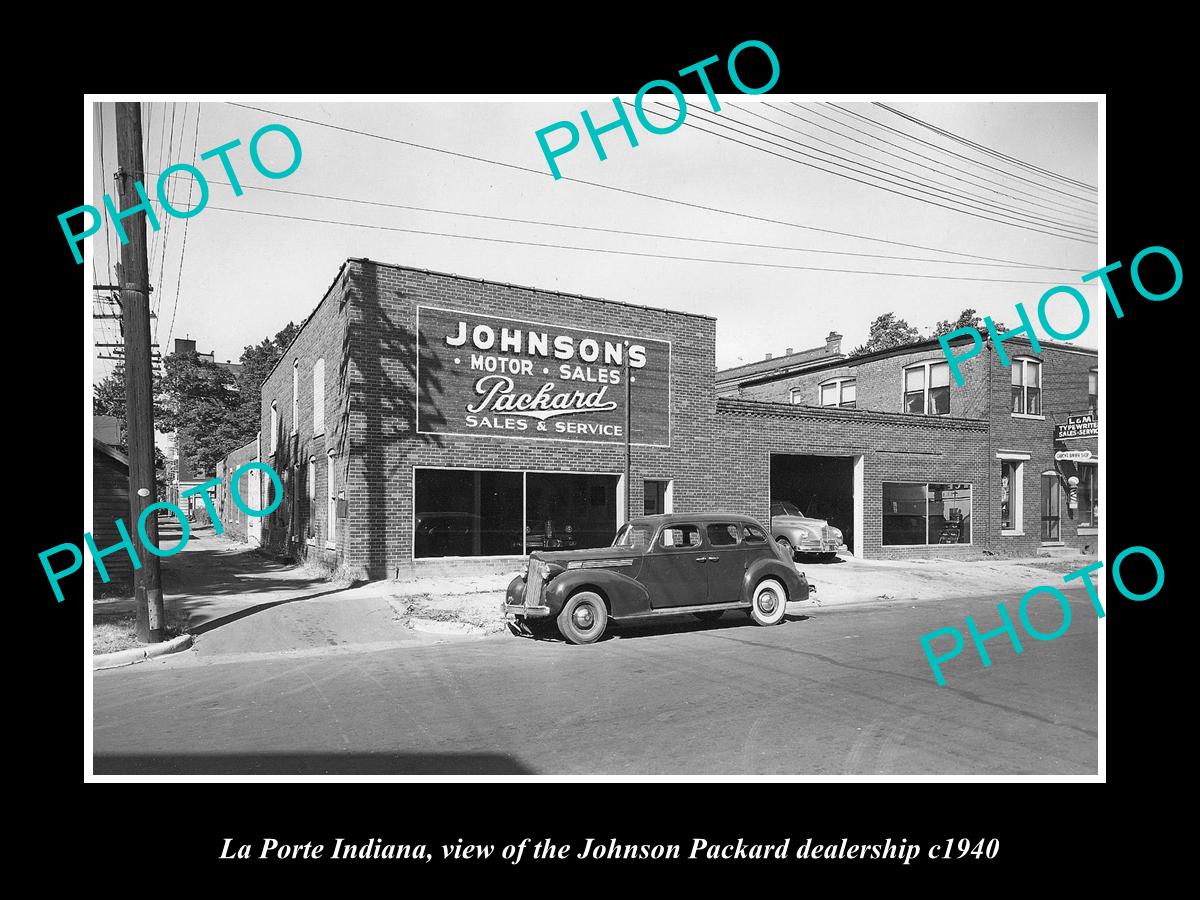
[[707, 523, 740, 546], [658, 524, 701, 550], [742, 524, 767, 544]]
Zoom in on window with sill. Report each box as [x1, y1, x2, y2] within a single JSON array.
[[1000, 460, 1024, 532], [1012, 358, 1042, 416], [1078, 463, 1098, 528], [903, 361, 950, 416], [1088, 368, 1097, 414], [819, 377, 856, 409]]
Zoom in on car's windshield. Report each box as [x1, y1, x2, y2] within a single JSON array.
[[613, 524, 652, 549], [772, 501, 804, 517]]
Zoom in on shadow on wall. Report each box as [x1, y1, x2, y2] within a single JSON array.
[[348, 265, 445, 578]]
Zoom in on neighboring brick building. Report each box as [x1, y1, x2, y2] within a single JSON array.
[[241, 258, 1097, 572], [215, 436, 262, 544], [718, 332, 1099, 558]]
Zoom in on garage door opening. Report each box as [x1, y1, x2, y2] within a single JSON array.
[[769, 454, 859, 555]]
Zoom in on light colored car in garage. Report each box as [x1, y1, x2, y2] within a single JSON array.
[[770, 500, 843, 562]]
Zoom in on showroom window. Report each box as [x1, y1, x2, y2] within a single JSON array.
[[1012, 357, 1042, 416], [819, 377, 857, 408], [882, 482, 972, 546], [902, 362, 950, 415], [413, 468, 620, 558]]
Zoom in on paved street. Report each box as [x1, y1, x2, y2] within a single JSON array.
[[93, 589, 1097, 775]]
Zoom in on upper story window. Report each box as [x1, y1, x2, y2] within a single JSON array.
[[270, 401, 279, 454], [903, 361, 950, 416], [1011, 357, 1042, 417], [313, 358, 325, 435], [819, 377, 856, 408], [1088, 368, 1097, 413], [291, 360, 300, 435]]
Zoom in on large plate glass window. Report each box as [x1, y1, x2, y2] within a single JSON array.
[[414, 469, 523, 558], [526, 473, 618, 552], [882, 482, 971, 545]]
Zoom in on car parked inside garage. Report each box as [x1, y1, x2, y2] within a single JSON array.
[[770, 500, 844, 562]]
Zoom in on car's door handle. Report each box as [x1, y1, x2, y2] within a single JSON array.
[[707, 555, 719, 561], [695, 556, 709, 563]]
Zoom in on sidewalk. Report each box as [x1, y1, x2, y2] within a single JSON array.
[[93, 535, 1098, 664]]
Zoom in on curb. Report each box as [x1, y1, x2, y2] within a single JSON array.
[[93, 634, 194, 671]]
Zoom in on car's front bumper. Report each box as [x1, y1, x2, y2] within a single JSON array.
[[503, 602, 551, 619], [794, 538, 841, 553]]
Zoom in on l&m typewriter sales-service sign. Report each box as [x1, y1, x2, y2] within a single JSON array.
[[415, 306, 672, 446]]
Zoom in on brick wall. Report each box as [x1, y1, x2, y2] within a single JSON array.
[[984, 338, 1099, 556], [216, 437, 260, 543], [259, 265, 351, 566], [734, 340, 990, 420], [714, 400, 989, 559], [338, 259, 717, 579]]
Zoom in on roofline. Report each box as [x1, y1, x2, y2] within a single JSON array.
[[347, 258, 717, 322], [727, 330, 1097, 389], [261, 261, 350, 387], [93, 437, 129, 467], [717, 397, 989, 430]]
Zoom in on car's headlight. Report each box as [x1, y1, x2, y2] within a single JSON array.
[[831, 528, 843, 541]]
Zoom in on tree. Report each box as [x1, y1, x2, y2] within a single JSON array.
[[93, 371, 170, 496], [159, 351, 241, 477], [229, 322, 300, 449], [932, 308, 1005, 336], [851, 313, 921, 356]]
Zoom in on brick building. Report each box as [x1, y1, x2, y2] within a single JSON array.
[[228, 258, 1098, 573], [719, 332, 1099, 558]]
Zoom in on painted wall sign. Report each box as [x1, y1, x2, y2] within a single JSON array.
[[415, 306, 671, 446], [1054, 413, 1098, 441], [1055, 449, 1093, 462]]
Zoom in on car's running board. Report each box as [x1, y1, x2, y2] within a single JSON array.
[[615, 601, 752, 620]]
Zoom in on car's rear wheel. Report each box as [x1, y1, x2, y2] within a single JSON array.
[[750, 578, 788, 626], [693, 610, 724, 622], [775, 536, 794, 560], [557, 591, 608, 644]]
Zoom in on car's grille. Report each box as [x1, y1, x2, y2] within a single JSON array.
[[822, 526, 835, 543], [525, 557, 546, 607]]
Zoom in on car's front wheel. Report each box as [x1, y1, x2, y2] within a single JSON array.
[[557, 591, 608, 644], [775, 536, 794, 560], [750, 578, 788, 626]]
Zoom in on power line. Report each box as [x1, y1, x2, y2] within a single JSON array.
[[826, 103, 1097, 206], [153, 169, 1086, 273], [673, 102, 1097, 235], [752, 103, 1097, 220], [96, 104, 114, 284], [166, 104, 201, 349], [204, 204, 1082, 286], [152, 102, 182, 329], [636, 104, 1096, 243], [224, 102, 1094, 271], [873, 102, 1097, 192]]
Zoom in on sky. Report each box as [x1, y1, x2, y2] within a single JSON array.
[[88, 98, 1098, 376]]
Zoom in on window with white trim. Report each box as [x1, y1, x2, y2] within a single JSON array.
[[1078, 462, 1098, 528], [819, 377, 856, 408], [306, 455, 317, 543], [1012, 358, 1042, 416], [291, 359, 299, 435], [902, 361, 950, 416], [1088, 368, 1097, 414], [1000, 460, 1024, 534], [270, 401, 278, 454], [312, 358, 325, 435]]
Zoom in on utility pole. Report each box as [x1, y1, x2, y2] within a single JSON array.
[[113, 102, 164, 643]]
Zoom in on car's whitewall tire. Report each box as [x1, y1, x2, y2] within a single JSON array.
[[750, 578, 788, 626]]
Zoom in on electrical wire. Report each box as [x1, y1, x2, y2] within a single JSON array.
[[636, 104, 1096, 243], [203, 204, 1082, 286], [873, 102, 1097, 192], [746, 104, 1096, 221], [826, 103, 1097, 206], [670, 102, 1096, 235], [152, 169, 1087, 273], [166, 105, 201, 349], [224, 102, 1094, 272], [783, 103, 1096, 215]]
